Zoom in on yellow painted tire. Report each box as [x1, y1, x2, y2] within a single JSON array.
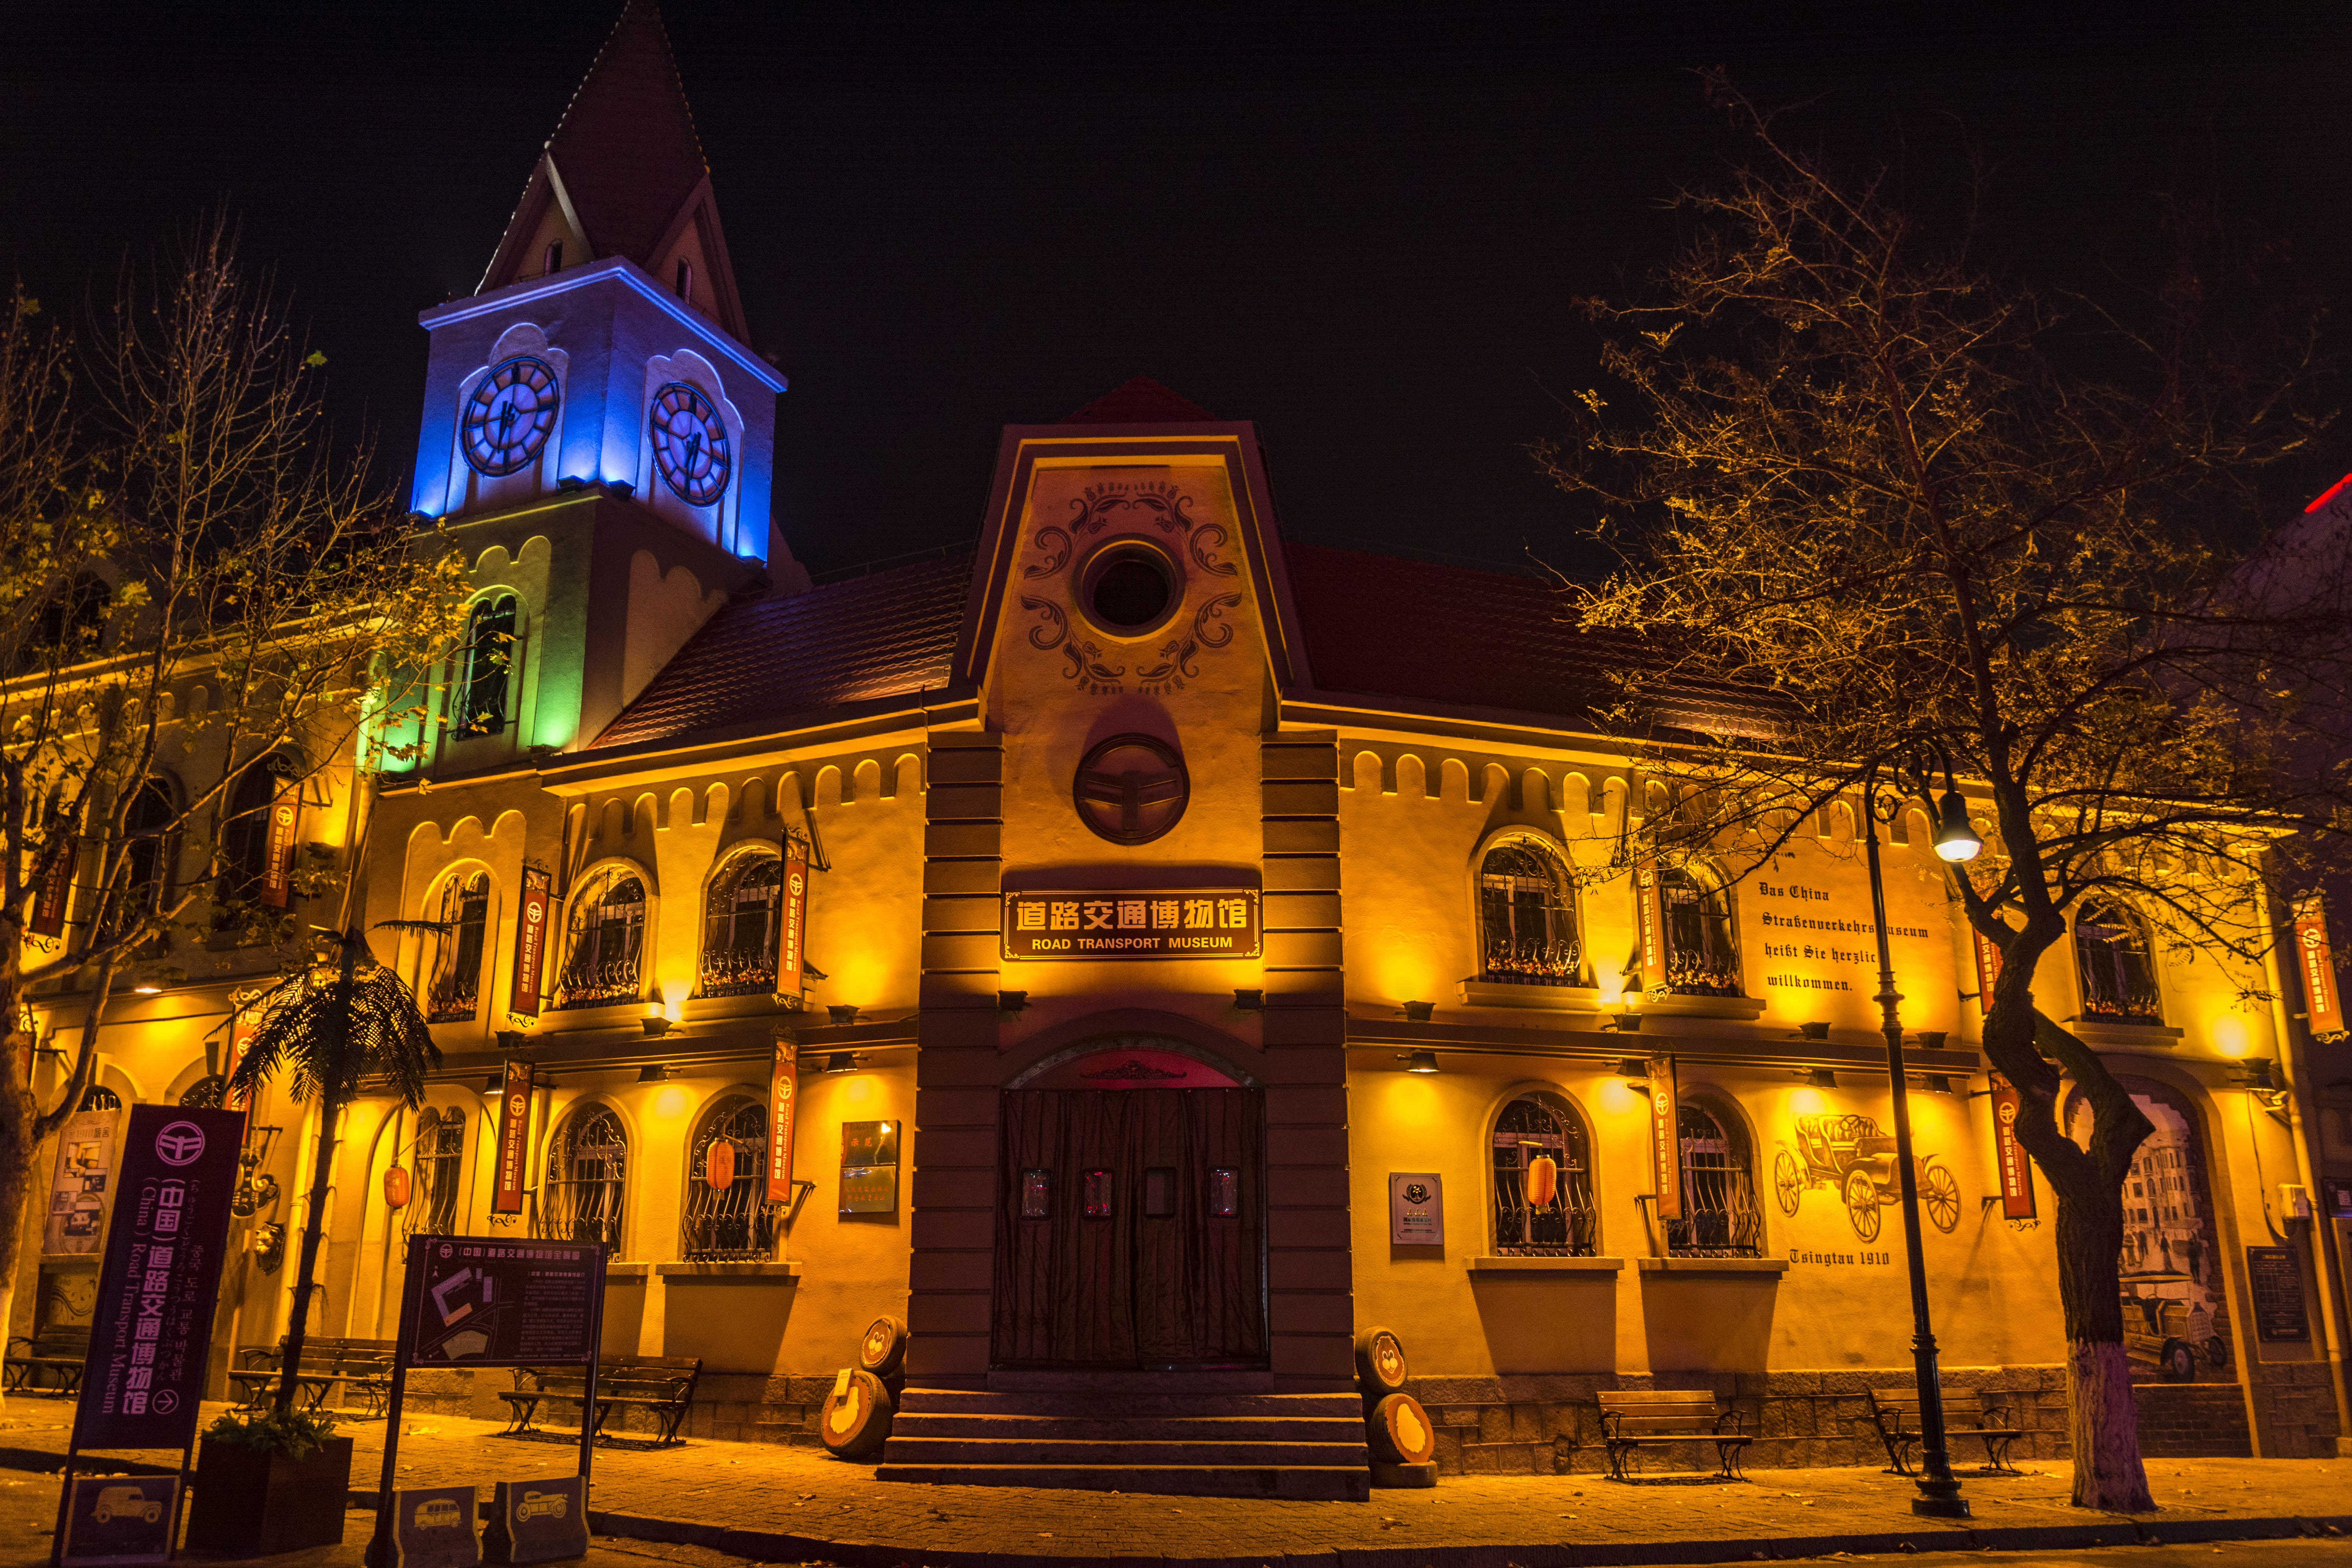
[[818, 1367, 894, 1460], [857, 1314, 909, 1377], [1367, 1393, 1437, 1465], [1354, 1326, 1409, 1393]]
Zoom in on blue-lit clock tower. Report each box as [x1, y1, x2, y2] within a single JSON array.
[[396, 0, 798, 771]]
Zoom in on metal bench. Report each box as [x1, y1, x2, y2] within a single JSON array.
[[4, 1327, 90, 1395], [497, 1355, 702, 1447], [1867, 1386, 2024, 1475], [229, 1336, 397, 1414], [1596, 1389, 1751, 1480]]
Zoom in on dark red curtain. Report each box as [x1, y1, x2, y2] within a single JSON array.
[[992, 1087, 1265, 1368]]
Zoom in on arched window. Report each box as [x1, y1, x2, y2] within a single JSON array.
[[675, 258, 693, 299], [1478, 842, 1582, 985], [543, 239, 563, 275], [106, 778, 176, 952], [1491, 1090, 1595, 1255], [216, 757, 291, 917], [79, 1085, 121, 1112], [177, 1076, 225, 1109], [2075, 899, 2161, 1025], [537, 1103, 627, 1247], [682, 1094, 775, 1260], [1660, 868, 1742, 997], [453, 595, 518, 737], [1668, 1101, 1761, 1257], [402, 1106, 467, 1238], [554, 870, 645, 1009], [699, 856, 781, 997], [427, 872, 492, 1023]]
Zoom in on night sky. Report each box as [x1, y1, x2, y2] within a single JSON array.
[[6, 4, 2350, 582]]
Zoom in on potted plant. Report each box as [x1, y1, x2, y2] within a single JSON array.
[[184, 1406, 353, 1555]]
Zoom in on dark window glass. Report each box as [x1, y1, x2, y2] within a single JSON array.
[[1478, 842, 1581, 985], [543, 240, 563, 274], [699, 857, 781, 997], [454, 597, 517, 737], [405, 1107, 466, 1238], [554, 872, 644, 1009], [2076, 899, 2162, 1025], [1668, 1103, 1762, 1257], [535, 1105, 626, 1247], [1659, 868, 1742, 996], [428, 873, 491, 1022], [108, 778, 175, 953], [1492, 1091, 1597, 1255], [215, 760, 287, 921]]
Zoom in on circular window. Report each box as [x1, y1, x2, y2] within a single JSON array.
[[1073, 733, 1190, 845], [1079, 544, 1179, 636]]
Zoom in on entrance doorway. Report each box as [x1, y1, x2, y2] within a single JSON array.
[[992, 1044, 1266, 1369]]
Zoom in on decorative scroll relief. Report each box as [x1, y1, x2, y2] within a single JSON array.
[[1016, 477, 1244, 698]]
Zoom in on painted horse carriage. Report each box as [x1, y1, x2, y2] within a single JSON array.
[[1773, 1112, 1962, 1241]]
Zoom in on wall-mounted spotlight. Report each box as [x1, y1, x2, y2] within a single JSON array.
[[1400, 1000, 1435, 1023], [997, 990, 1030, 1015], [1397, 1050, 1441, 1074], [557, 475, 591, 492], [827, 1004, 861, 1027], [1617, 1058, 1651, 1080], [495, 1030, 528, 1052], [1600, 1012, 1644, 1033], [637, 1062, 673, 1083], [604, 480, 635, 500], [482, 1073, 505, 1093], [1797, 1067, 1837, 1089], [2233, 1056, 2279, 1091], [824, 1051, 860, 1074], [641, 1014, 673, 1038], [1232, 989, 1264, 1013], [1921, 1073, 1956, 1096], [1791, 1021, 1831, 1042], [1914, 1031, 1948, 1050], [132, 983, 162, 996]]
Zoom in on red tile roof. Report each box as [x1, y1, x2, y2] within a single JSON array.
[[1059, 377, 1220, 425], [594, 550, 972, 750], [544, 1, 710, 271]]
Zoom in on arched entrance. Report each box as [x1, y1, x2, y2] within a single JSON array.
[[992, 1036, 1267, 1370]]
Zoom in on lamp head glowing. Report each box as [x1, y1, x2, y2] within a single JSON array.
[[1933, 789, 1982, 862]]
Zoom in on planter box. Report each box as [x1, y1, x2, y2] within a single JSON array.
[[185, 1434, 354, 1555]]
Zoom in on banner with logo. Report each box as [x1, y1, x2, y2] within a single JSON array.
[[509, 866, 551, 1021], [1646, 1055, 1681, 1223], [776, 847, 809, 1005], [70, 1105, 243, 1451], [31, 833, 74, 938], [1989, 1072, 2037, 1220], [766, 1040, 799, 1204], [44, 1108, 120, 1254], [2293, 896, 2344, 1038], [259, 777, 300, 909], [492, 1060, 533, 1215], [1971, 926, 2004, 1016], [1633, 864, 1667, 994]]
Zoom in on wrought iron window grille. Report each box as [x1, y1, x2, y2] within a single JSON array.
[[554, 874, 645, 1010], [427, 873, 490, 1023], [1477, 843, 1584, 986], [1659, 869, 1744, 998], [1491, 1091, 1598, 1256], [534, 1105, 628, 1247], [1666, 1104, 1763, 1258], [697, 857, 782, 998], [453, 595, 517, 738], [681, 1094, 779, 1261], [401, 1107, 467, 1238], [2074, 900, 2163, 1026]]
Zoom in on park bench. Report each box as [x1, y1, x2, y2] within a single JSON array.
[[497, 1355, 702, 1447], [1595, 1389, 1752, 1481], [1867, 1386, 2024, 1475], [4, 1325, 90, 1395], [230, 1336, 397, 1415]]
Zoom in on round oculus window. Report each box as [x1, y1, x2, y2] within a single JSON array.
[[1079, 544, 1179, 635]]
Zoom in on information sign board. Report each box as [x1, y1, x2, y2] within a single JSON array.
[[57, 1474, 178, 1566], [1388, 1173, 1444, 1246], [482, 1477, 587, 1566], [2246, 1245, 2311, 1342], [405, 1236, 604, 1368], [839, 1119, 898, 1215], [44, 1109, 119, 1255], [1002, 888, 1260, 961], [388, 1486, 480, 1568]]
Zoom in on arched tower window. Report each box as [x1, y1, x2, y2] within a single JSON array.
[[1668, 1100, 1761, 1257], [1477, 842, 1582, 985], [1660, 867, 1742, 997], [536, 1103, 627, 1247], [454, 595, 518, 738], [1491, 1090, 1596, 1255], [699, 856, 781, 997], [555, 870, 645, 1009], [217, 759, 288, 915], [2075, 899, 2161, 1025], [675, 258, 693, 299], [107, 777, 176, 953], [543, 240, 563, 275], [402, 1106, 467, 1238], [428, 872, 492, 1023], [682, 1094, 775, 1261]]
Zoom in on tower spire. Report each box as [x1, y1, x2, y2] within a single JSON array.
[[478, 0, 749, 340]]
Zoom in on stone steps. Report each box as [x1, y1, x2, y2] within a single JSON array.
[[891, 1411, 1364, 1442], [873, 1461, 1372, 1501]]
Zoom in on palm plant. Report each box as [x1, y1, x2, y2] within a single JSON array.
[[228, 924, 439, 1415]]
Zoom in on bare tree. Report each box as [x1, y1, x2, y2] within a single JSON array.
[[1537, 78, 2350, 1510], [0, 221, 467, 1379]]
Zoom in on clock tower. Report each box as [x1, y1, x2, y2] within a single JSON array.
[[397, 1, 801, 770]]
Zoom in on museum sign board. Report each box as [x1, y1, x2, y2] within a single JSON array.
[[1002, 888, 1260, 961]]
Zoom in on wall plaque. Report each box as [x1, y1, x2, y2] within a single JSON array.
[[2246, 1245, 2311, 1342], [839, 1120, 898, 1215], [1002, 888, 1260, 961], [1389, 1172, 1443, 1246]]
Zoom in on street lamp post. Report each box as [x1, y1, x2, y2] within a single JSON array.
[[1860, 763, 1975, 1519]]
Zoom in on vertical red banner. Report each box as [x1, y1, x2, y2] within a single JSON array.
[[1634, 864, 1666, 995], [1989, 1071, 2037, 1220], [260, 778, 300, 909], [492, 1059, 534, 1215], [776, 848, 809, 1006], [1648, 1055, 1682, 1222], [29, 833, 73, 937], [225, 991, 262, 1100], [766, 1040, 799, 1204], [2293, 896, 2344, 1037], [1971, 926, 2004, 1017], [509, 866, 551, 1020]]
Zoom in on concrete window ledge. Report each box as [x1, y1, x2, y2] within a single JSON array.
[[1456, 981, 1602, 1013], [1468, 1256, 1624, 1273], [1635, 1257, 1791, 1276], [652, 1261, 803, 1282], [604, 1262, 653, 1279], [1628, 994, 1769, 1021], [2068, 1020, 2187, 1049]]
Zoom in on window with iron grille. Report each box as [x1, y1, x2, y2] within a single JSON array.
[[1660, 867, 1742, 997], [2075, 899, 2162, 1025], [681, 1094, 777, 1260], [1667, 1102, 1762, 1256], [107, 777, 176, 956], [554, 871, 644, 1009], [403, 1106, 467, 1238], [699, 856, 781, 997], [428, 872, 491, 1023], [177, 1075, 225, 1109], [1491, 1090, 1596, 1254], [454, 595, 517, 737], [79, 1085, 121, 1112], [535, 1104, 626, 1247], [1478, 842, 1582, 985]]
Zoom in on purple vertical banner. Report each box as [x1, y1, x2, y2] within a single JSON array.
[[70, 1105, 244, 1451]]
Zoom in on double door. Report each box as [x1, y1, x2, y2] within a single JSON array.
[[992, 1087, 1266, 1368]]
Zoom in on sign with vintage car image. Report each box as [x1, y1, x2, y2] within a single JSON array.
[[58, 1475, 179, 1566]]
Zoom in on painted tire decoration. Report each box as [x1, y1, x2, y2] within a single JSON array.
[[1367, 1393, 1437, 1465], [819, 1367, 894, 1460], [1354, 1326, 1409, 1393], [858, 1314, 909, 1377]]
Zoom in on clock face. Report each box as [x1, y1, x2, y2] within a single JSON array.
[[461, 356, 559, 477], [649, 381, 732, 506]]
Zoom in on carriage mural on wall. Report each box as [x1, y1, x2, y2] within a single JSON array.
[[1772, 1112, 1962, 1241]]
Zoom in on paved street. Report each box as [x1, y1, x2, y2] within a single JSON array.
[[1, 1404, 2349, 1566]]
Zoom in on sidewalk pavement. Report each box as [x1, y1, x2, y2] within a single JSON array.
[[2, 1403, 2348, 1567]]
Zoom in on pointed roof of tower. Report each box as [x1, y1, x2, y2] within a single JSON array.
[[478, 1, 750, 339], [1059, 377, 1220, 425]]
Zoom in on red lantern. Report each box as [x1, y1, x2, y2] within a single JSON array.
[[706, 1140, 735, 1193], [1525, 1154, 1559, 1209], [383, 1164, 411, 1210]]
